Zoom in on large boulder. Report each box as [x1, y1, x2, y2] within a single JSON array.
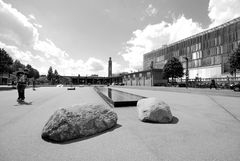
[[137, 97, 173, 123], [42, 104, 118, 142]]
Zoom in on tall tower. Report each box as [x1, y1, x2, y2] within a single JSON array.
[[108, 57, 112, 77]]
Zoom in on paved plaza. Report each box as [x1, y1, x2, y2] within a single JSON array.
[[0, 87, 240, 161]]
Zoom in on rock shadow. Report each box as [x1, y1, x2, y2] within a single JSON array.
[[42, 124, 122, 144], [142, 116, 179, 124]]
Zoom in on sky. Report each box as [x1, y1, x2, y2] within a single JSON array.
[[0, 0, 240, 76]]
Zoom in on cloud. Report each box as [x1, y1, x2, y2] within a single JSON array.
[[140, 4, 158, 21], [145, 4, 158, 17], [28, 14, 36, 20], [0, 0, 109, 76], [120, 15, 203, 70], [86, 57, 105, 72], [0, 0, 39, 47], [208, 0, 240, 28], [120, 0, 240, 71], [34, 39, 69, 58], [0, 41, 45, 64]]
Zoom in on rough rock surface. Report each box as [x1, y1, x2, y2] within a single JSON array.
[[42, 104, 118, 142], [137, 97, 173, 123]]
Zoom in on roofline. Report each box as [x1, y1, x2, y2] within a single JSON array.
[[122, 69, 162, 76], [144, 17, 240, 56]]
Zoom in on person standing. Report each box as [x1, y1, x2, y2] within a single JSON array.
[[210, 79, 217, 90], [32, 78, 36, 90], [16, 68, 28, 103]]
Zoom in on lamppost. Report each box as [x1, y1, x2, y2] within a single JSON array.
[[150, 61, 154, 86], [184, 57, 189, 88]]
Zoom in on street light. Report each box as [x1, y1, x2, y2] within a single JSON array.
[[150, 61, 154, 86], [183, 57, 189, 88]]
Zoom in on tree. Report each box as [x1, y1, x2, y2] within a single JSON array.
[[26, 64, 40, 79], [37, 75, 48, 84], [33, 69, 40, 79], [12, 60, 25, 72], [53, 69, 59, 84], [0, 48, 13, 73], [163, 57, 184, 85], [229, 43, 240, 78], [47, 66, 53, 84], [26, 64, 34, 78]]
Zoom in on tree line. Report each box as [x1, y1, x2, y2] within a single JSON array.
[[0, 48, 40, 79]]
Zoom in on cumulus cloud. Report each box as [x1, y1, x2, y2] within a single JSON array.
[[34, 39, 69, 58], [0, 0, 109, 76], [0, 41, 45, 64], [86, 57, 105, 72], [208, 0, 240, 28], [120, 15, 203, 70], [120, 0, 240, 71], [0, 0, 38, 47]]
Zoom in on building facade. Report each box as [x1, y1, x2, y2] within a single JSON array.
[[69, 75, 122, 85], [143, 17, 240, 79], [122, 69, 166, 86]]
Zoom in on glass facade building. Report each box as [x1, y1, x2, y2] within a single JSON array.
[[143, 17, 240, 79]]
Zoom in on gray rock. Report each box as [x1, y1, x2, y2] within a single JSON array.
[[137, 97, 173, 123], [42, 104, 118, 142]]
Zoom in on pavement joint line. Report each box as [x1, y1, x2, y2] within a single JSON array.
[[115, 86, 240, 98], [208, 95, 240, 123]]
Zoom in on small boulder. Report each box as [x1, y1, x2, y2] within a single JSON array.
[[42, 104, 118, 142], [137, 97, 173, 123]]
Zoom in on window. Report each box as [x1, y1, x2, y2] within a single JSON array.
[[192, 52, 197, 60], [202, 57, 211, 66], [216, 46, 220, 55], [146, 72, 151, 79], [214, 55, 221, 64], [218, 36, 222, 45], [156, 55, 164, 62], [198, 59, 202, 67], [211, 57, 214, 65], [199, 51, 202, 58]]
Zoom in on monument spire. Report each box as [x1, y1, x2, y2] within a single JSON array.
[[108, 57, 112, 77]]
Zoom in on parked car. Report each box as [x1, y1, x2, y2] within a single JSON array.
[[56, 84, 64, 87], [231, 82, 240, 91]]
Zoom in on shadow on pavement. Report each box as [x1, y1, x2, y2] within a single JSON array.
[[142, 116, 179, 124], [42, 124, 122, 144]]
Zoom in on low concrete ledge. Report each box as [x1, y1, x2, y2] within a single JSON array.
[[94, 86, 145, 107]]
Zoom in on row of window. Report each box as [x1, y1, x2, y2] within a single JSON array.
[[145, 41, 239, 70], [145, 30, 240, 60], [145, 38, 239, 63], [123, 72, 152, 80]]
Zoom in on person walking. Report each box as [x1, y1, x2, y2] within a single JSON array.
[[16, 68, 28, 103], [210, 79, 217, 89]]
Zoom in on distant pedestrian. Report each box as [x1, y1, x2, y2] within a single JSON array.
[[210, 79, 217, 89], [16, 68, 29, 103], [32, 79, 36, 91]]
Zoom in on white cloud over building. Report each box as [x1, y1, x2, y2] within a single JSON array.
[[120, 0, 240, 71]]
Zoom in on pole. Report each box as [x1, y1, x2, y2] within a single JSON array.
[[184, 57, 189, 88]]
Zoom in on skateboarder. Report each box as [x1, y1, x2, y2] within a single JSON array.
[[16, 68, 29, 103]]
